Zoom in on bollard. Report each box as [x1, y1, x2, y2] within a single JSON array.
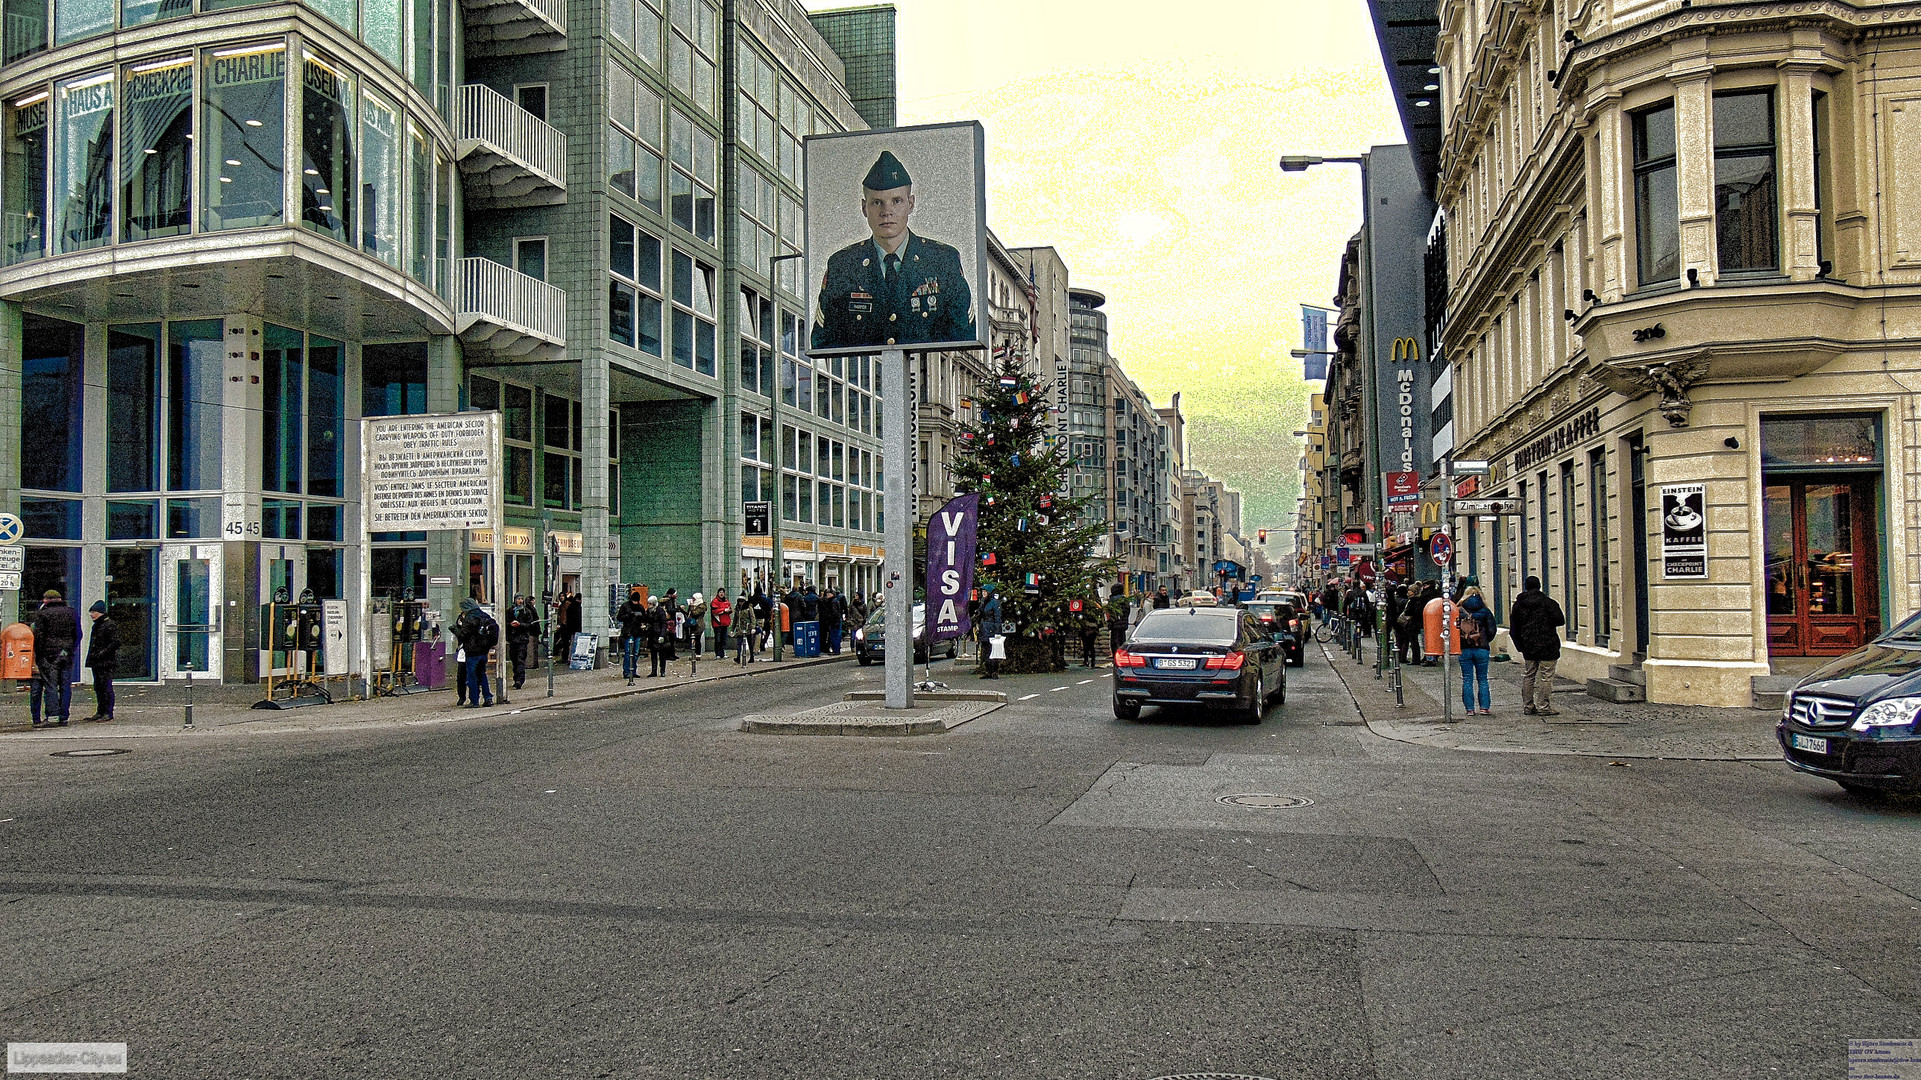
[[1394, 657, 1405, 708], [182, 661, 195, 729]]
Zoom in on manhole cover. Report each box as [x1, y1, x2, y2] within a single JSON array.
[[1217, 793, 1312, 809], [50, 748, 130, 758]]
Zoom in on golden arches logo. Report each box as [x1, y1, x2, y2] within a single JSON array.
[[1391, 337, 1421, 362]]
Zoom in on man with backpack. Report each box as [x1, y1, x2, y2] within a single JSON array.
[[1508, 575, 1567, 716], [455, 598, 498, 708]]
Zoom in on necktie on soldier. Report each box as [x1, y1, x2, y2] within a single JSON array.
[[884, 252, 901, 310]]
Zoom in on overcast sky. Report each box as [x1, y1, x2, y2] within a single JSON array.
[[876, 0, 1407, 544]]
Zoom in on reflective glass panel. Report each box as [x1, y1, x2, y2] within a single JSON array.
[[53, 71, 111, 253], [262, 323, 303, 493], [360, 90, 399, 264], [52, 0, 107, 44], [166, 320, 225, 491], [300, 51, 353, 243], [408, 122, 430, 281], [107, 323, 160, 492], [203, 45, 286, 232], [3, 93, 48, 264], [308, 335, 343, 496], [20, 312, 83, 492], [122, 56, 191, 242]]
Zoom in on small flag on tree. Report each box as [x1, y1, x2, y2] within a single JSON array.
[[998, 376, 1019, 389], [1039, 495, 1053, 509], [1016, 517, 1029, 532], [960, 397, 973, 409], [1010, 453, 1020, 466], [982, 551, 998, 566], [1024, 572, 1041, 594], [1014, 390, 1030, 404]]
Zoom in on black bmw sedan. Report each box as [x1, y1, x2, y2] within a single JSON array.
[[1113, 606, 1286, 723], [1778, 610, 1921, 797]]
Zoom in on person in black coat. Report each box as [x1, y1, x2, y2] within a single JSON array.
[[505, 594, 540, 689], [820, 587, 844, 654], [646, 597, 676, 677], [1508, 576, 1567, 716], [30, 590, 80, 727], [616, 590, 649, 679], [83, 600, 118, 722]]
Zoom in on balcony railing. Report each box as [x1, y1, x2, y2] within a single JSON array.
[[456, 84, 567, 207], [461, 0, 565, 55], [455, 257, 566, 359]]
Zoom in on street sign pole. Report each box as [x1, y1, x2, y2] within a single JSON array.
[[1441, 460, 1455, 724], [880, 347, 914, 711]]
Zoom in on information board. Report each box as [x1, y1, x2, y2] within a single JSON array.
[[363, 413, 500, 532]]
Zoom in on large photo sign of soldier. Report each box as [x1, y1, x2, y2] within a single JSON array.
[[804, 121, 987, 356]]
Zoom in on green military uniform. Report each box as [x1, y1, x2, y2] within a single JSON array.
[[812, 151, 975, 351]]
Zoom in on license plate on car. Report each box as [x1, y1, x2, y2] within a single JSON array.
[[1790, 733, 1829, 754], [1155, 657, 1198, 670]]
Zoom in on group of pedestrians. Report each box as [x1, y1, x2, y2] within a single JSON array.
[[26, 589, 116, 728], [1315, 573, 1568, 719]]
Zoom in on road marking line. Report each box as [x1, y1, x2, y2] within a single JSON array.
[[1049, 686, 1068, 692], [1077, 679, 1094, 685], [1019, 693, 1041, 701]]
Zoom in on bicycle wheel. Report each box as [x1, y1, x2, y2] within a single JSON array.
[[1314, 624, 1333, 644]]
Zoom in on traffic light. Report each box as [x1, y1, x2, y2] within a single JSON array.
[[1257, 529, 1268, 544]]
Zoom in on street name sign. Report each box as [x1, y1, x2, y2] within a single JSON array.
[[1449, 459, 1491, 475], [1453, 499, 1525, 516]]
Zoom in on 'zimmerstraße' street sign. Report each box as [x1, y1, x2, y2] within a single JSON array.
[[1453, 499, 1526, 515], [364, 413, 501, 532]]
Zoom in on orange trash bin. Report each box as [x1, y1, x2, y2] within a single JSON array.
[[2, 622, 34, 679], [1422, 597, 1461, 658]]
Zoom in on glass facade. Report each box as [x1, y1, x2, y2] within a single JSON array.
[[4, 37, 451, 292]]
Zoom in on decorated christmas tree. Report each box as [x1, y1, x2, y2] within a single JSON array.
[[952, 353, 1117, 672]]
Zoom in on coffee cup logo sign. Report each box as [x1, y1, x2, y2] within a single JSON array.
[[1660, 484, 1707, 579]]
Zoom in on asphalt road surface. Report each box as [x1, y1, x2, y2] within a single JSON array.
[[1, 646, 1915, 1079]]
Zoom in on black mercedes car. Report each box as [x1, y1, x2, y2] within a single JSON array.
[[1778, 610, 1921, 797], [1113, 606, 1286, 723]]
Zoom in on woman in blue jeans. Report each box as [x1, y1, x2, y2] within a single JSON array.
[[1455, 585, 1498, 715]]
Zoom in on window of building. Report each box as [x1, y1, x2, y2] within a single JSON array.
[[1812, 90, 1833, 274], [667, 0, 717, 117], [359, 87, 399, 264], [1631, 101, 1679, 286], [362, 340, 427, 417], [739, 286, 774, 398], [608, 0, 662, 70], [203, 45, 286, 233], [607, 59, 662, 214], [107, 323, 159, 492], [262, 324, 305, 493], [1588, 448, 1610, 646], [4, 90, 48, 265], [1560, 461, 1578, 638], [122, 56, 191, 242], [300, 50, 353, 244], [514, 83, 547, 122], [670, 248, 716, 375], [1713, 89, 1776, 273], [515, 235, 547, 282], [166, 320, 224, 491], [666, 108, 715, 243], [21, 312, 83, 492], [609, 213, 663, 354], [53, 70, 112, 253]]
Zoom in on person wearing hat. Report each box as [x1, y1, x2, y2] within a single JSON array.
[[83, 600, 119, 722], [453, 598, 497, 708], [29, 589, 80, 727], [811, 150, 975, 350]]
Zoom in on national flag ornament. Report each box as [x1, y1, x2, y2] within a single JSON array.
[[998, 376, 1019, 389], [960, 397, 973, 409], [1010, 453, 1021, 466], [1039, 495, 1053, 509], [982, 551, 998, 566], [1024, 572, 1041, 593], [1014, 391, 1030, 405], [1016, 517, 1029, 532]]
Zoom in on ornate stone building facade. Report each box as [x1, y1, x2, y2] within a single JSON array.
[[1422, 0, 1921, 705]]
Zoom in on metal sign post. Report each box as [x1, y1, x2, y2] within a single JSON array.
[[1438, 461, 1456, 723], [881, 348, 914, 710], [544, 525, 559, 697]]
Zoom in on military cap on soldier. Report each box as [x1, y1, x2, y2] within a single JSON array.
[[862, 151, 911, 192]]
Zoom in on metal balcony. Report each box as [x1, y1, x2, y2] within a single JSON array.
[[457, 84, 567, 208], [455, 257, 566, 359], [462, 0, 565, 56]]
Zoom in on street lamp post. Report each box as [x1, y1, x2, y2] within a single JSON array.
[[768, 251, 805, 662], [1280, 153, 1387, 666]]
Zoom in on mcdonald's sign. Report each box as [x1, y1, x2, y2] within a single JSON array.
[[1419, 500, 1442, 525], [1377, 337, 1430, 479]]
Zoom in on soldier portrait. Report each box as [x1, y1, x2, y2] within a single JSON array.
[[805, 122, 986, 355]]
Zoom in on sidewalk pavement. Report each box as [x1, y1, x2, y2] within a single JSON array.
[[1316, 630, 1780, 761], [0, 647, 855, 742]]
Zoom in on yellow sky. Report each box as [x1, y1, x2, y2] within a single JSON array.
[[881, 0, 1406, 542]]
